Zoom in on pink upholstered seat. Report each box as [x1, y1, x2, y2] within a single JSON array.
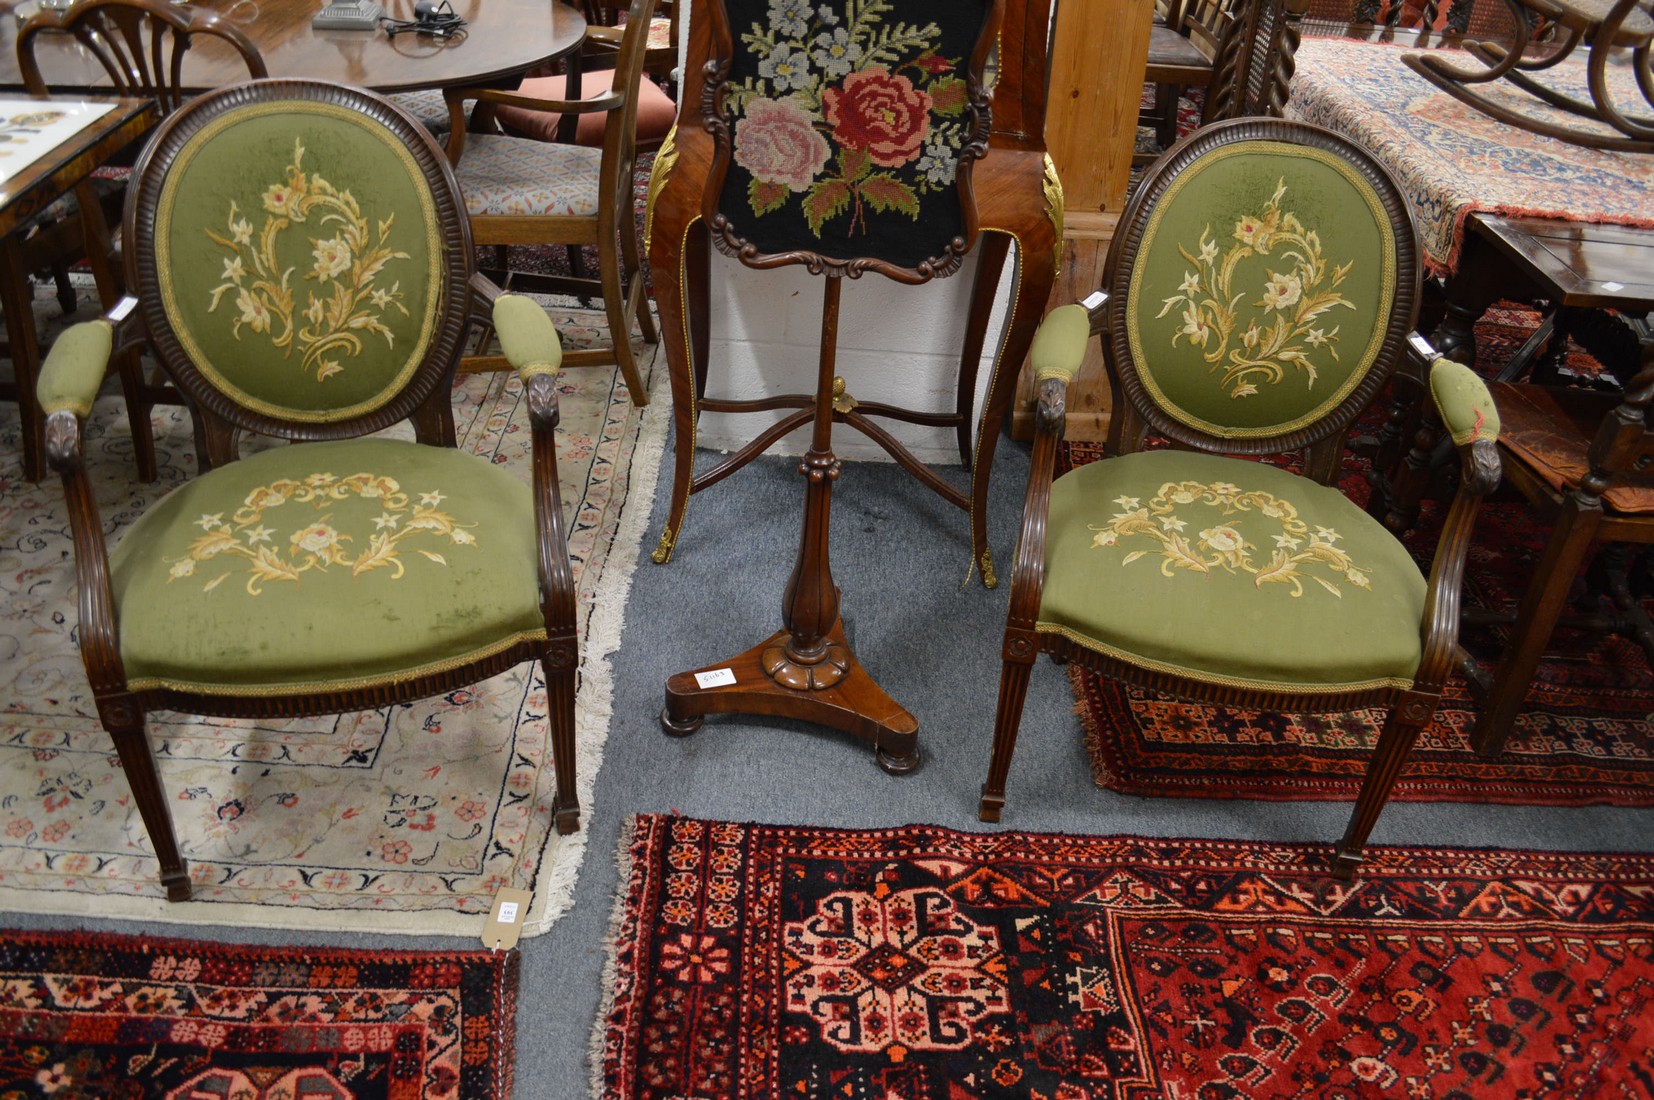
[[496, 70, 676, 147]]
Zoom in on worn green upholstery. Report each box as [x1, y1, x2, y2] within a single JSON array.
[[109, 439, 545, 695], [494, 292, 564, 380], [153, 101, 443, 423], [36, 320, 112, 417], [1030, 303, 1091, 384], [1126, 142, 1396, 439], [1430, 357, 1501, 445], [1036, 450, 1426, 691]]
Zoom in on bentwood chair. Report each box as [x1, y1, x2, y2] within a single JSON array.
[[15, 0, 267, 481], [646, 0, 1060, 586], [980, 119, 1503, 879], [36, 78, 580, 901], [435, 0, 661, 402]]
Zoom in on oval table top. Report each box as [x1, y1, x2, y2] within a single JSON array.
[[0, 0, 588, 94]]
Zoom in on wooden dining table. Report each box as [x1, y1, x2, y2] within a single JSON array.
[[0, 0, 588, 94]]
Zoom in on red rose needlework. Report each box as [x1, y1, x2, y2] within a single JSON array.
[[600, 814, 1654, 1099]]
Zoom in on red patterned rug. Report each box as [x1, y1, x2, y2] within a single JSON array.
[[598, 815, 1654, 1099], [0, 930, 516, 1099], [1071, 305, 1654, 807]]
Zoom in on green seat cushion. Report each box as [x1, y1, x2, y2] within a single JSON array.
[[1037, 450, 1426, 693], [110, 439, 545, 695]]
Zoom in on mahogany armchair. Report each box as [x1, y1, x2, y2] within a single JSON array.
[[980, 119, 1503, 879], [36, 79, 580, 901]]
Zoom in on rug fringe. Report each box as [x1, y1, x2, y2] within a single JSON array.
[[587, 814, 643, 1100], [526, 348, 671, 938]]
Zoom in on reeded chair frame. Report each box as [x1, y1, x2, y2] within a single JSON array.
[[42, 79, 580, 901], [981, 119, 1502, 879]]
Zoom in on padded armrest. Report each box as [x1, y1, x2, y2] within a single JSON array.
[[36, 320, 112, 418], [1030, 303, 1092, 385], [1429, 357, 1501, 445], [493, 293, 563, 382]]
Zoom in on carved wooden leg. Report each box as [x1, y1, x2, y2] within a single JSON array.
[[105, 711, 191, 901], [954, 232, 1011, 470], [970, 237, 1055, 588], [979, 630, 1039, 822], [621, 212, 660, 347], [653, 217, 707, 565], [1334, 689, 1437, 880], [1, 236, 47, 483], [543, 646, 580, 836], [1471, 494, 1602, 758]]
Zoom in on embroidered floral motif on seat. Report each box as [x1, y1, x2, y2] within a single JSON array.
[[1089, 479, 1373, 598], [166, 472, 479, 596]]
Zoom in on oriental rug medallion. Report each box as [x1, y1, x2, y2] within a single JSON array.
[[0, 929, 515, 1100], [0, 283, 668, 934], [598, 815, 1654, 1099]]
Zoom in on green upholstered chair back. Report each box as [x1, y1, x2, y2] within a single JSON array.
[[127, 79, 473, 438], [1107, 118, 1419, 456], [703, 0, 999, 280]]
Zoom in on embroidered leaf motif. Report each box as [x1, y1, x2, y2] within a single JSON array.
[[840, 147, 872, 183], [860, 174, 920, 219], [749, 178, 789, 216], [804, 179, 852, 237], [1087, 479, 1373, 598]]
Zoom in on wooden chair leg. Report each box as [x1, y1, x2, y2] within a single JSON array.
[[652, 217, 707, 565], [620, 217, 659, 345], [1333, 689, 1437, 880], [544, 650, 580, 835], [599, 226, 649, 405], [114, 347, 158, 483], [1471, 497, 1603, 758], [106, 713, 192, 901], [979, 633, 1039, 822]]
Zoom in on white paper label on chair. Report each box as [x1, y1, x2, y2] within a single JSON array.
[[695, 668, 737, 688], [1602, 281, 1625, 292], [1081, 290, 1108, 310]]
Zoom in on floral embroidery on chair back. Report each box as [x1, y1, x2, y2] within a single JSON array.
[[706, 0, 998, 277], [131, 83, 469, 430], [1116, 127, 1415, 444]]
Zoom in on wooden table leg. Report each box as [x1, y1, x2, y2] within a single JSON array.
[[660, 275, 921, 773], [2, 234, 47, 483]]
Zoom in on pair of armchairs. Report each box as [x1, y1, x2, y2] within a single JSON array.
[[38, 80, 583, 901]]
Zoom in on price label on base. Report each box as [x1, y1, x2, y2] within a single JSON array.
[[694, 668, 737, 689]]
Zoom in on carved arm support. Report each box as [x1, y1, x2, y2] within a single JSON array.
[[37, 313, 139, 703], [492, 292, 577, 644], [1414, 337, 1503, 691], [1007, 302, 1102, 631], [440, 82, 625, 163]]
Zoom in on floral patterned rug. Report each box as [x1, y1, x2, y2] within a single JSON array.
[[597, 814, 1654, 1099], [0, 285, 667, 935], [0, 928, 516, 1099]]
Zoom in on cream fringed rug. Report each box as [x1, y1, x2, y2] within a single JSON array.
[[0, 300, 667, 937]]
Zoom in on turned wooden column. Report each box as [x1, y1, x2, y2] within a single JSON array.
[[1010, 0, 1154, 441]]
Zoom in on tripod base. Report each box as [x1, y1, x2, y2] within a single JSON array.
[[662, 616, 921, 775]]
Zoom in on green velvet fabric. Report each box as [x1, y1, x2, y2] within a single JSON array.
[[36, 320, 111, 417], [109, 439, 545, 694], [1031, 303, 1091, 384], [154, 102, 443, 423], [1037, 450, 1426, 691], [493, 293, 563, 379], [1126, 143, 1396, 439], [1430, 357, 1501, 445]]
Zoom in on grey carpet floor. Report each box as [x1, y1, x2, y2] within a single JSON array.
[[7, 426, 1654, 1098]]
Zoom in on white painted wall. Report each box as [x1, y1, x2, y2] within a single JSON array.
[[696, 249, 1016, 463]]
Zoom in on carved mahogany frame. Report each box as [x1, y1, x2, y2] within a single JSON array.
[[46, 80, 581, 902]]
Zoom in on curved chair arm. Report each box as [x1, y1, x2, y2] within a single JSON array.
[[490, 292, 576, 636], [1414, 346, 1502, 692], [439, 82, 626, 163], [36, 315, 132, 702], [1006, 304, 1094, 626]]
